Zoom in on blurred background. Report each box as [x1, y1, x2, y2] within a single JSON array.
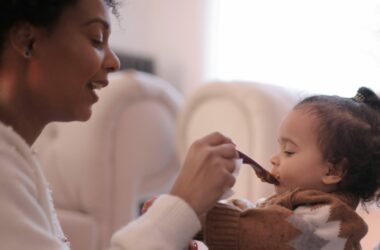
[[110, 0, 380, 96]]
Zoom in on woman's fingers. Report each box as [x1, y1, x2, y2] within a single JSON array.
[[197, 131, 234, 146], [209, 157, 236, 174], [213, 143, 239, 159], [170, 132, 238, 218]]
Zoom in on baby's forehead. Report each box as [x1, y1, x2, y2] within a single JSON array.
[[279, 107, 321, 141], [284, 107, 320, 126]]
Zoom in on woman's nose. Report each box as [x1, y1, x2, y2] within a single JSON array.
[[104, 47, 121, 73]]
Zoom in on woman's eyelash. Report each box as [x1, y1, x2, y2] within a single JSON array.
[[91, 38, 104, 48]]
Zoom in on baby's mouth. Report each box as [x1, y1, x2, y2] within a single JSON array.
[[272, 174, 280, 186], [237, 150, 279, 185]]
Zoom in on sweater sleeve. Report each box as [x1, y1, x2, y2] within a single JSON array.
[[203, 202, 297, 250], [110, 194, 201, 250], [0, 148, 69, 250], [203, 190, 367, 250]]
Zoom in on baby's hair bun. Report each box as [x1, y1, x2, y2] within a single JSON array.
[[356, 87, 380, 111]]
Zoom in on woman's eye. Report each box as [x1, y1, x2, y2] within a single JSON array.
[[90, 32, 105, 48], [91, 38, 104, 49]]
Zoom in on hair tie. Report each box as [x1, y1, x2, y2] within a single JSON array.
[[352, 92, 365, 103]]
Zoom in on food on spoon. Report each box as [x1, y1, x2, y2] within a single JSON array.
[[237, 150, 279, 185]]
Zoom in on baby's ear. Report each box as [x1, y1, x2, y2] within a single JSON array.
[[322, 159, 346, 185], [322, 174, 341, 185]]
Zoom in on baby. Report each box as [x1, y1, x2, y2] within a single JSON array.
[[201, 87, 380, 250]]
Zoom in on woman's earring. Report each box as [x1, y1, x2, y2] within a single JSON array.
[[24, 48, 31, 58]]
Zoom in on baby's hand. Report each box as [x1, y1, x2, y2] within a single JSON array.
[[189, 240, 198, 250], [141, 196, 157, 214], [226, 198, 254, 211]]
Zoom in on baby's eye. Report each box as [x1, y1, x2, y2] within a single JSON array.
[[283, 151, 294, 156]]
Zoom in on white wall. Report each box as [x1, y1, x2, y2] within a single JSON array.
[[210, 0, 380, 96], [110, 0, 208, 93]]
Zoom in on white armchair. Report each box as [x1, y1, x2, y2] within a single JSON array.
[[33, 70, 182, 250]]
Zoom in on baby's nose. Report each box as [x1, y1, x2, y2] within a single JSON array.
[[270, 154, 279, 167]]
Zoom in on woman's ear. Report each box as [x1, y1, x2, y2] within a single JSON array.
[[321, 159, 346, 185], [9, 22, 36, 58]]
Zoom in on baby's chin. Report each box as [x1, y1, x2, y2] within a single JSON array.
[[274, 185, 290, 195], [274, 186, 284, 194]]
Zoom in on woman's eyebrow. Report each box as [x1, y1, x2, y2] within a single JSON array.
[[82, 17, 110, 30]]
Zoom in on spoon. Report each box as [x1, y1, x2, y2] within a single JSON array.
[[237, 150, 279, 185]]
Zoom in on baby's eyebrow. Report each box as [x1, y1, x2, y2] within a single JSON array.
[[278, 137, 298, 146]]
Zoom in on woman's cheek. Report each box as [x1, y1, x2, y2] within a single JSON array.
[[80, 50, 103, 76], [74, 38, 102, 69]]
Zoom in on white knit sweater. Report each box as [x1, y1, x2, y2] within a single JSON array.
[[0, 122, 201, 250]]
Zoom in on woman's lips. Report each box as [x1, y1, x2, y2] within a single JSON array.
[[87, 80, 109, 90], [88, 88, 99, 102]]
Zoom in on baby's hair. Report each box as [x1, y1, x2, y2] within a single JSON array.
[[295, 87, 380, 207]]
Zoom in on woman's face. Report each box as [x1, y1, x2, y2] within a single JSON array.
[[27, 0, 120, 122]]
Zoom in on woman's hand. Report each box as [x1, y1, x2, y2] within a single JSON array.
[[170, 132, 238, 218]]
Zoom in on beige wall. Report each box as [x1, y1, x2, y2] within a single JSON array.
[[110, 0, 209, 94]]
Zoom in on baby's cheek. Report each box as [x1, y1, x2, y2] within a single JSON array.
[[279, 173, 298, 189]]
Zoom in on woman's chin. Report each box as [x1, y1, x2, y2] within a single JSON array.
[[76, 111, 92, 121], [74, 105, 93, 121], [57, 109, 92, 122]]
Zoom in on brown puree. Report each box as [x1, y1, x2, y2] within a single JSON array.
[[237, 150, 279, 185]]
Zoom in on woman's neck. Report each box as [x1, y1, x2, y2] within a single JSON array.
[[0, 108, 45, 145], [0, 64, 46, 146]]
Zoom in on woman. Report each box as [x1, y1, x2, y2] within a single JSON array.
[[0, 0, 237, 249]]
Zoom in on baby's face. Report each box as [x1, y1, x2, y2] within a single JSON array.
[[270, 107, 333, 194]]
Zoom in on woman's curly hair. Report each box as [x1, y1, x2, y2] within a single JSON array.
[[0, 0, 120, 54], [295, 87, 380, 207]]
